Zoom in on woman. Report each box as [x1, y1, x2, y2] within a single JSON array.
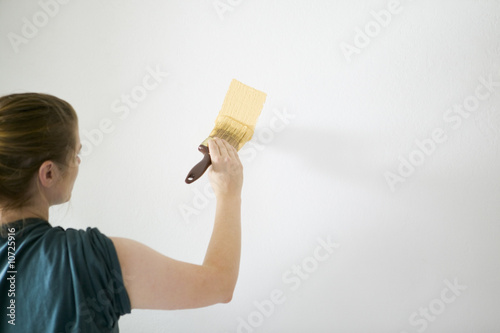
[[0, 93, 243, 332]]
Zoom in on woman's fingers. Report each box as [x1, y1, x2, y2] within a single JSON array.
[[221, 138, 238, 158], [207, 138, 220, 158], [215, 137, 228, 157], [210, 137, 237, 158]]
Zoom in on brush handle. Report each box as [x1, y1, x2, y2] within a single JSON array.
[[185, 145, 211, 184]]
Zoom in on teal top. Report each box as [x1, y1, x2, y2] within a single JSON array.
[[0, 218, 131, 332]]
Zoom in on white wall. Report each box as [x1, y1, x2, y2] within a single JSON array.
[[1, 0, 500, 332]]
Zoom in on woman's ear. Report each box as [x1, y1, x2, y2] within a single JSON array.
[[38, 161, 61, 188]]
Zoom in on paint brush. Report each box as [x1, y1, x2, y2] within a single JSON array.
[[185, 79, 267, 184]]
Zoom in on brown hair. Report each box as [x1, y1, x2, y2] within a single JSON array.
[[0, 93, 78, 221]]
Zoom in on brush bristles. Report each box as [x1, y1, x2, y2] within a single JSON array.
[[209, 116, 253, 150], [205, 79, 266, 151]]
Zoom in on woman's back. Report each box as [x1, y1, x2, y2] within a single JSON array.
[[0, 218, 131, 333]]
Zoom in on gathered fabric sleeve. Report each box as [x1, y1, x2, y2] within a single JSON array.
[[65, 227, 132, 331]]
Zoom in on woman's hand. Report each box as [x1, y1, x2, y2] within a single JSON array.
[[207, 137, 243, 199]]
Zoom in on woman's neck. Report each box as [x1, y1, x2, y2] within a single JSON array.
[[0, 206, 49, 224]]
